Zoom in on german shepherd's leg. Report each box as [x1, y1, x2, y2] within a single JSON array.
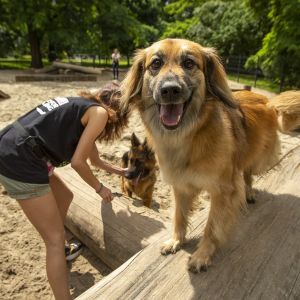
[[143, 184, 154, 208], [121, 152, 132, 197], [244, 171, 255, 204], [161, 187, 196, 254], [188, 170, 246, 272], [122, 182, 132, 198]]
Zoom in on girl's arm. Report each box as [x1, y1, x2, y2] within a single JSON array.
[[89, 144, 126, 176], [70, 106, 113, 202]]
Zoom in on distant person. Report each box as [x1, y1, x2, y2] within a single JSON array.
[[0, 83, 128, 299], [112, 48, 121, 80]]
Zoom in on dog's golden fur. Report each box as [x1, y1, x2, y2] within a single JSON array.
[[121, 39, 281, 272], [267, 90, 300, 133]]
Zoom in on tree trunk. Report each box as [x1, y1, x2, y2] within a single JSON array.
[[127, 54, 130, 67], [48, 43, 57, 63], [28, 24, 43, 69]]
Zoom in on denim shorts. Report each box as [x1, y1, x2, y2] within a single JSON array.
[[0, 173, 51, 200]]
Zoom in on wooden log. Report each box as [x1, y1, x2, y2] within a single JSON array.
[[231, 85, 252, 92], [33, 65, 58, 74], [53, 61, 103, 75], [15, 74, 97, 82], [77, 133, 300, 299], [0, 90, 10, 100], [57, 166, 170, 269]]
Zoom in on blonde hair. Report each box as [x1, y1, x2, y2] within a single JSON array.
[[79, 82, 129, 142]]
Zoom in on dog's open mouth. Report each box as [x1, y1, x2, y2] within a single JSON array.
[[158, 92, 193, 130], [159, 103, 184, 128]]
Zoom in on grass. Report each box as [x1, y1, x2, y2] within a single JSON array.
[[0, 57, 281, 93], [0, 57, 50, 70], [64, 58, 131, 68], [0, 56, 130, 70], [227, 73, 279, 94]]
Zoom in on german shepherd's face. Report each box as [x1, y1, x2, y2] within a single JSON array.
[[123, 133, 156, 184], [121, 38, 235, 136]]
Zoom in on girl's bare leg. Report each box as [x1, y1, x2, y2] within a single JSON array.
[[18, 192, 71, 300]]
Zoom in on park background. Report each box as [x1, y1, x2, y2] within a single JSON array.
[[0, 0, 299, 92], [0, 0, 300, 299]]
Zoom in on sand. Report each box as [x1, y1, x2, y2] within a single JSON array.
[[0, 71, 174, 299], [0, 70, 277, 299]]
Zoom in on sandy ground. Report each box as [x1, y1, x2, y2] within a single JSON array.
[[0, 70, 277, 299], [0, 70, 174, 299]]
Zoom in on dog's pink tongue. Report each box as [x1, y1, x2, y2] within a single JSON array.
[[133, 173, 142, 187], [160, 104, 183, 127]]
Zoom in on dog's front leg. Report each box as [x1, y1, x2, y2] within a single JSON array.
[[188, 171, 246, 272], [161, 187, 195, 255]]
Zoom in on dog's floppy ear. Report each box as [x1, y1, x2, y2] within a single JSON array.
[[203, 48, 237, 108], [121, 49, 146, 113], [131, 132, 141, 147]]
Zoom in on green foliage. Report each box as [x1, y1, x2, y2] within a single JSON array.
[[161, 19, 194, 39], [188, 1, 265, 56], [246, 0, 300, 87], [0, 0, 299, 88], [0, 0, 163, 67], [161, 0, 201, 38]]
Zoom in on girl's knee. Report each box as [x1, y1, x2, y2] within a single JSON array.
[[44, 229, 65, 250]]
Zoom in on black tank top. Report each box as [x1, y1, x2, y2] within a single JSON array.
[[0, 97, 100, 183]]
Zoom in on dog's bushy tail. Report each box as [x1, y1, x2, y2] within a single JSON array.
[[267, 90, 300, 133]]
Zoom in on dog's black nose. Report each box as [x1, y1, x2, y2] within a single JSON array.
[[125, 170, 133, 179], [160, 82, 182, 100]]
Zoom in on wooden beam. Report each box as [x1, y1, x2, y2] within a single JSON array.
[[76, 133, 300, 299], [0, 90, 10, 99], [53, 62, 103, 75], [58, 166, 170, 269]]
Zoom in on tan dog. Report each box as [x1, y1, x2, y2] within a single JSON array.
[[121, 38, 281, 272], [267, 90, 300, 133]]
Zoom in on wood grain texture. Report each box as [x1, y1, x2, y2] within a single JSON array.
[[53, 62, 103, 75], [57, 166, 170, 269], [76, 134, 300, 300]]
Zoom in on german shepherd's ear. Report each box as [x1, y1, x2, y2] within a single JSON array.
[[203, 48, 237, 108], [131, 132, 141, 147], [143, 138, 154, 157], [121, 49, 146, 113], [142, 138, 150, 151]]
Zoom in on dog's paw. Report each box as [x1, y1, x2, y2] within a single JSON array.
[[160, 239, 181, 255], [188, 251, 212, 273]]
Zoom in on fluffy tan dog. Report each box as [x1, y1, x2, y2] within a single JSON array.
[[121, 38, 281, 272], [267, 90, 300, 133]]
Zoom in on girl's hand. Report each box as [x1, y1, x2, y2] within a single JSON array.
[[98, 184, 114, 203]]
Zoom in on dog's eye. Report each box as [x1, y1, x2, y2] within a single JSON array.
[[183, 59, 195, 70], [151, 58, 163, 70]]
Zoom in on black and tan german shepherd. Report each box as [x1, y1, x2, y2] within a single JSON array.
[[121, 133, 156, 207]]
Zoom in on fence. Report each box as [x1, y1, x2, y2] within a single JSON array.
[[0, 54, 288, 92], [223, 55, 285, 93]]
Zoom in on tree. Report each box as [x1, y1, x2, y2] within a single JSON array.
[[246, 0, 300, 88], [0, 0, 163, 67], [0, 0, 57, 68], [161, 0, 201, 38], [188, 1, 266, 56]]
